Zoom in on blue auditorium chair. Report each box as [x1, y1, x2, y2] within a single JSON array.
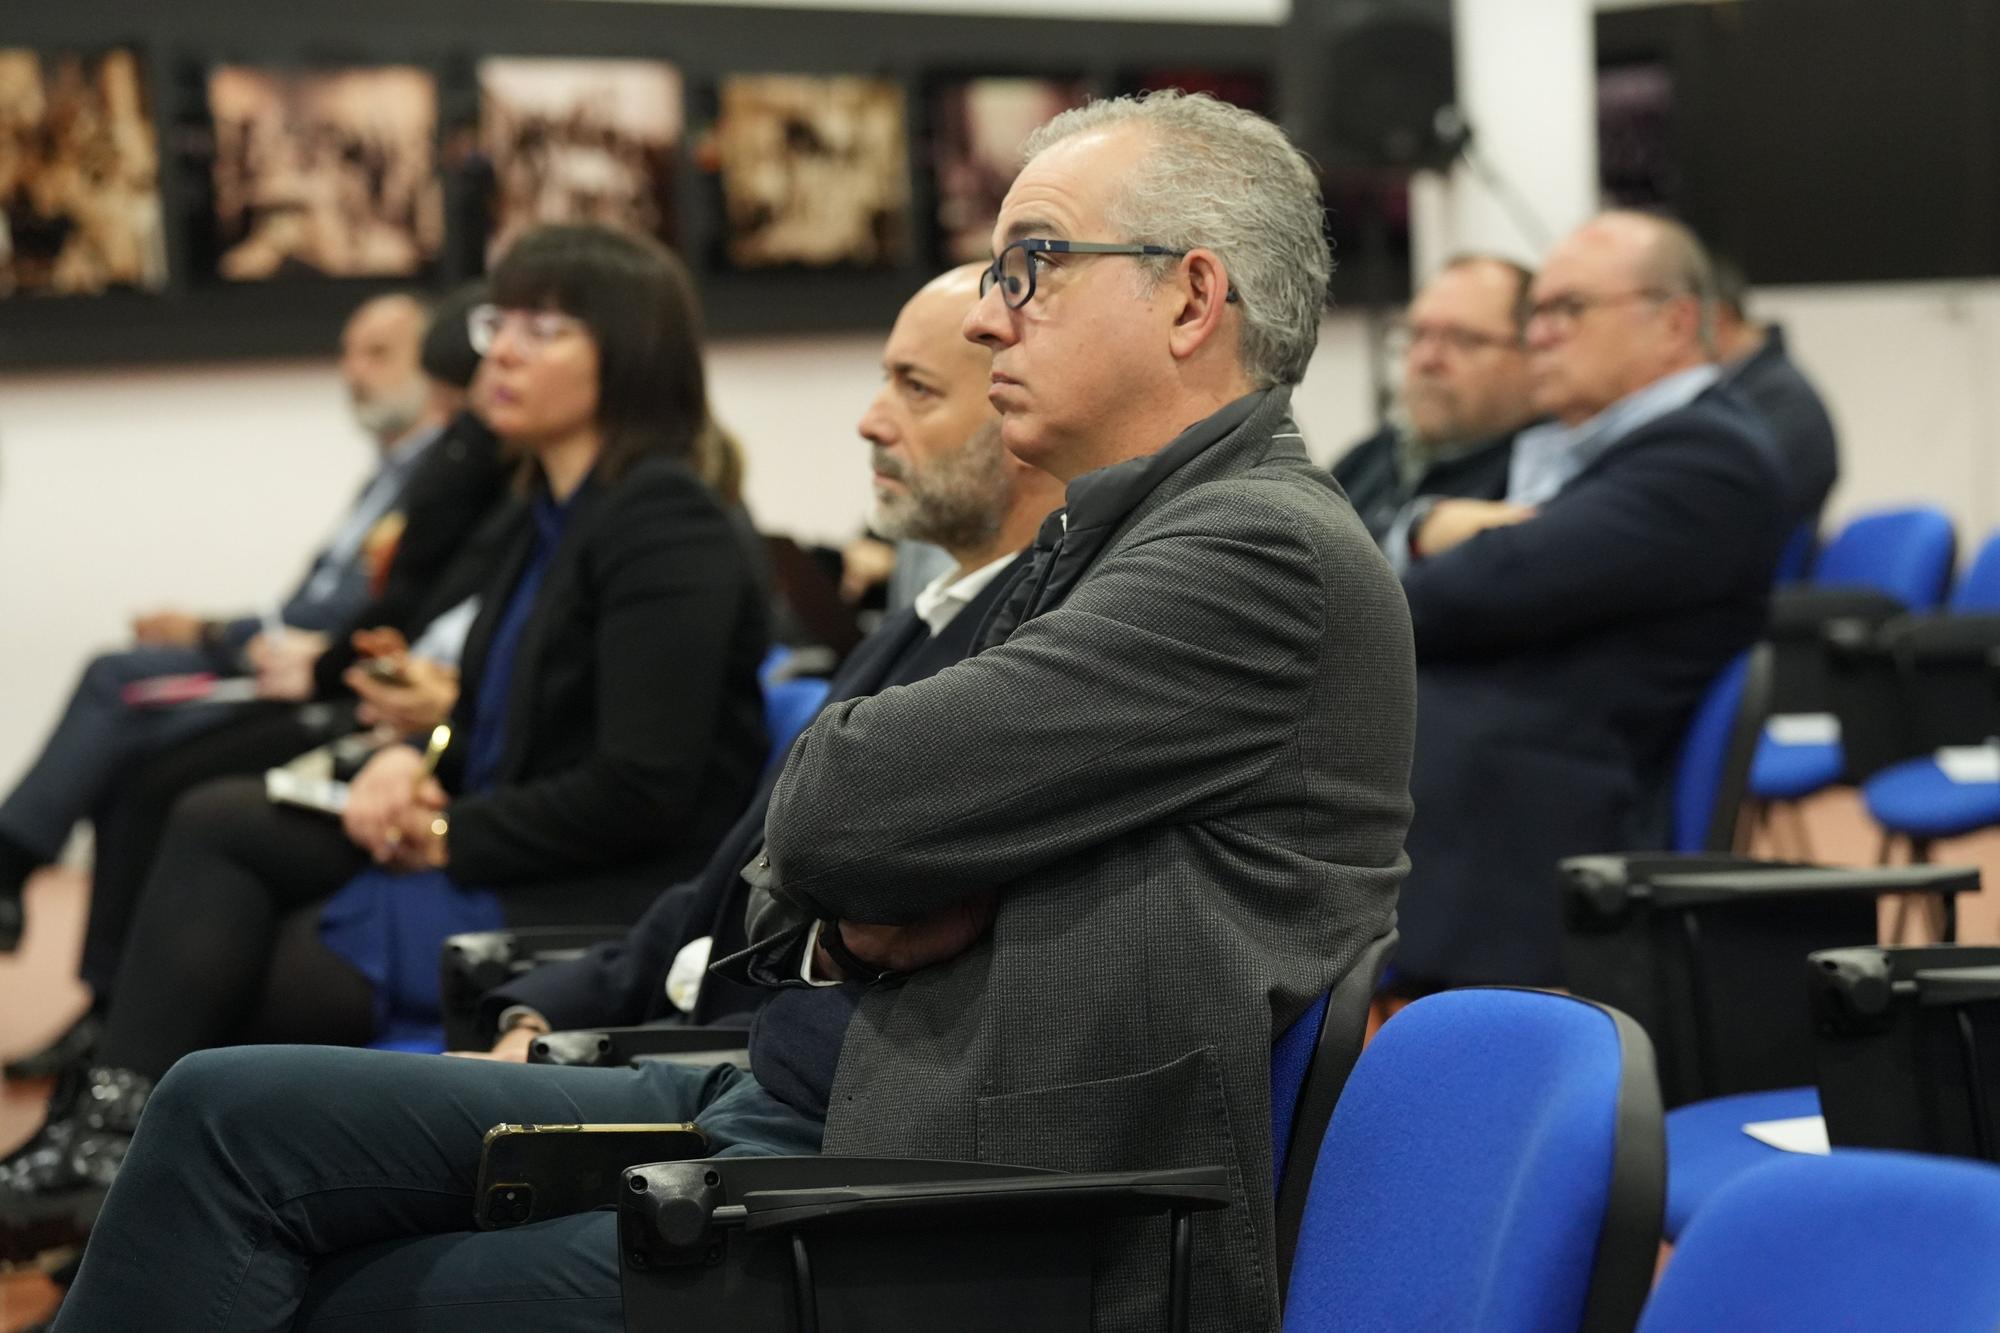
[[1749, 506, 1956, 822], [1638, 1151, 2000, 1333], [1860, 530, 2000, 872], [1771, 517, 1816, 585], [603, 931, 1397, 1332], [1280, 989, 1662, 1333], [1670, 646, 1770, 854], [1561, 852, 1974, 1241]]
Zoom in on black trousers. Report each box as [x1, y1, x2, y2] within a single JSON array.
[[84, 703, 353, 998], [95, 776, 378, 1080], [54, 1046, 823, 1332]]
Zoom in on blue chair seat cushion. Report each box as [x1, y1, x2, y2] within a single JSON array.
[[1863, 757, 2000, 840], [1749, 735, 1845, 801], [1640, 1150, 2000, 1332], [1665, 1086, 1821, 1240]]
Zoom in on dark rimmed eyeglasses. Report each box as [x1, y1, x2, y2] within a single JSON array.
[[979, 238, 1239, 310]]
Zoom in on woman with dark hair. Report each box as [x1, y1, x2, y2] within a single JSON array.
[[0, 223, 768, 1203]]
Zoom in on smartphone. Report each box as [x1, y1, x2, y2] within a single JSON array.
[[475, 1122, 709, 1230], [362, 657, 412, 688]]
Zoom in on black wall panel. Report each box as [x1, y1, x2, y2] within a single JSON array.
[[1597, 0, 2000, 286], [1, 1, 1274, 368]]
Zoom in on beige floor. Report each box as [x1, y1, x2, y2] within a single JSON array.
[[0, 792, 1997, 1329]]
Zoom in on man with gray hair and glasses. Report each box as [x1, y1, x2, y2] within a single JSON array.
[[1332, 254, 1538, 545], [728, 90, 1414, 1332], [1391, 210, 1786, 994]]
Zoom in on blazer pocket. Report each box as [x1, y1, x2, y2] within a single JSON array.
[[975, 1048, 1270, 1332]]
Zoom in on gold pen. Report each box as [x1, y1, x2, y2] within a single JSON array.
[[414, 723, 452, 791], [385, 723, 453, 855]]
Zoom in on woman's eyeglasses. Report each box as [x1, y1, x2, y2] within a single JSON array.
[[467, 304, 585, 356]]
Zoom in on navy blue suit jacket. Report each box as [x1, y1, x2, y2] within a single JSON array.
[[1394, 385, 1786, 987], [481, 554, 1026, 1037]]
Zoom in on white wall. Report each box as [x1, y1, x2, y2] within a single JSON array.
[[3, 0, 1994, 790], [0, 313, 1374, 788]]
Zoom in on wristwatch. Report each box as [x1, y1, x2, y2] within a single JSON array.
[[815, 918, 896, 985]]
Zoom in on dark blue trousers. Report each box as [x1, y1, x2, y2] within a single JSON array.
[[0, 646, 246, 859], [55, 1045, 823, 1332]]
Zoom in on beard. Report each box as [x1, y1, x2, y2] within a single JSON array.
[[351, 376, 431, 445], [869, 420, 1010, 553]]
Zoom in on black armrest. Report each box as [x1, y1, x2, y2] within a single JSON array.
[[1910, 964, 2000, 1006], [439, 925, 628, 1051], [444, 925, 627, 988], [1560, 854, 1975, 925], [1768, 585, 1910, 640], [1884, 614, 2000, 667], [529, 1024, 753, 1068], [733, 1166, 1231, 1233], [621, 1156, 1228, 1333], [1645, 864, 1977, 909]]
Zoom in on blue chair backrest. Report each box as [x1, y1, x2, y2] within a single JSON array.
[[1811, 507, 1956, 609], [1638, 1150, 2000, 1332], [758, 646, 833, 773], [1270, 992, 1329, 1191], [1773, 519, 1816, 584], [762, 678, 831, 771], [1284, 989, 1662, 1333], [1672, 649, 1765, 853], [1950, 529, 2000, 612]]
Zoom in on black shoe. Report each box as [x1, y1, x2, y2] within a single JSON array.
[[0, 1066, 151, 1202], [5, 1012, 102, 1082]]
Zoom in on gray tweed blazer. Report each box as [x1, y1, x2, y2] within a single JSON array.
[[749, 386, 1415, 1332]]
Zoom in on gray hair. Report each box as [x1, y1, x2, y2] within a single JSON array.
[[1021, 91, 1330, 387]]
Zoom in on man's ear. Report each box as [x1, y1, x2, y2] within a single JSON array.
[[1664, 292, 1704, 350], [1166, 248, 1234, 362]]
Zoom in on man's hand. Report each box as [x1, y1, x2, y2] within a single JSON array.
[[345, 657, 460, 735], [1415, 499, 1537, 558], [817, 893, 999, 979], [248, 629, 330, 702], [447, 1021, 544, 1063], [131, 609, 204, 647]]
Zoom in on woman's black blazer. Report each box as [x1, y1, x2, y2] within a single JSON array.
[[436, 454, 769, 923]]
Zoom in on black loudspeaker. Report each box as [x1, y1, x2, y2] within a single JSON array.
[[1279, 0, 1459, 173]]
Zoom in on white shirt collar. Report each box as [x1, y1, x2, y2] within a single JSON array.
[[912, 551, 1018, 637]]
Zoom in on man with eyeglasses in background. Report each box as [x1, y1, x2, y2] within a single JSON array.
[[1388, 209, 1787, 996], [1330, 254, 1537, 547]]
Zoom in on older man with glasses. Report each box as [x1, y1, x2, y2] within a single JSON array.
[[726, 90, 1413, 1333], [1330, 254, 1538, 546], [1389, 209, 1787, 996]]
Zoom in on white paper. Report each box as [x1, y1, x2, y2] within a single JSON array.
[[1764, 713, 1841, 746], [1936, 745, 2000, 785], [1742, 1115, 1830, 1155]]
